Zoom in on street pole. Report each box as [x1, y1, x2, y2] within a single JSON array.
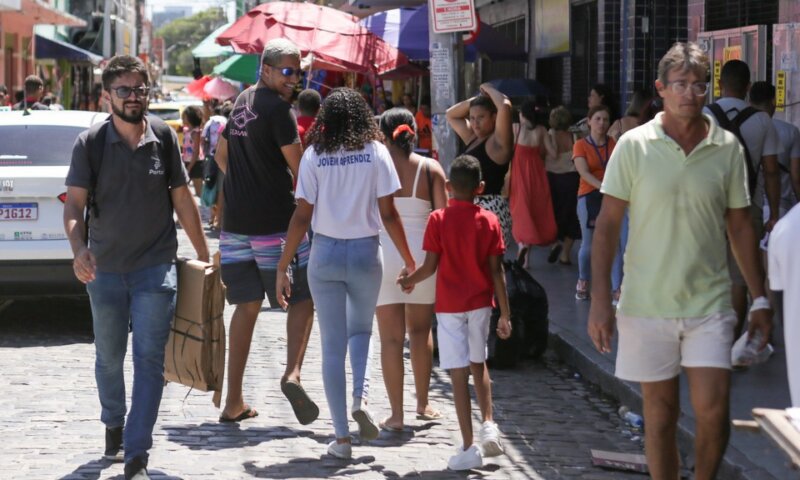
[[103, 0, 112, 59], [428, 8, 463, 174]]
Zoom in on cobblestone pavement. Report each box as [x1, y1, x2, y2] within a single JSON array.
[[0, 219, 647, 479]]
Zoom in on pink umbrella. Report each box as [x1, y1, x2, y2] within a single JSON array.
[[216, 1, 408, 75], [203, 77, 239, 101]]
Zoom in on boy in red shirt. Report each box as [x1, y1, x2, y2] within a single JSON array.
[[398, 155, 512, 471]]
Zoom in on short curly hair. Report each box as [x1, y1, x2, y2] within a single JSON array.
[[306, 87, 382, 154]]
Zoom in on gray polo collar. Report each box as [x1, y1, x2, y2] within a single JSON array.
[[106, 117, 160, 147]]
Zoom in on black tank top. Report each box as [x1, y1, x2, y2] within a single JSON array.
[[462, 138, 508, 195]]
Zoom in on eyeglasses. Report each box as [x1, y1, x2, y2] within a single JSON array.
[[110, 86, 150, 99], [665, 81, 709, 96], [265, 64, 303, 77]]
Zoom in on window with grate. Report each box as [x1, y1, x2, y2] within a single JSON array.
[[481, 17, 527, 82], [706, 0, 777, 31]]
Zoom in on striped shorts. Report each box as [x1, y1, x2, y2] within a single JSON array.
[[219, 230, 311, 306]]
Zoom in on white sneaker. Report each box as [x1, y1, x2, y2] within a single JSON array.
[[479, 421, 504, 457], [351, 408, 379, 441], [447, 444, 482, 470], [327, 440, 352, 459]]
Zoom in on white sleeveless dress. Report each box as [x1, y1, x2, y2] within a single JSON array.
[[377, 159, 437, 306]]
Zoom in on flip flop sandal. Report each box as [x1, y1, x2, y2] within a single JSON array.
[[281, 380, 320, 425], [219, 407, 258, 423], [379, 419, 404, 433], [416, 410, 443, 421]]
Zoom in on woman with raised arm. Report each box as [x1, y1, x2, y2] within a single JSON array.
[[446, 83, 514, 249]]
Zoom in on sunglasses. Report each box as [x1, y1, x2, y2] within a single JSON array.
[[265, 64, 303, 77], [110, 85, 150, 99]]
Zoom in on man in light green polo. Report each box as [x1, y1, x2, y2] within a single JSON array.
[[588, 41, 773, 480]]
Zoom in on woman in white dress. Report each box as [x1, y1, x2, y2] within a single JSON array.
[[375, 108, 448, 432]]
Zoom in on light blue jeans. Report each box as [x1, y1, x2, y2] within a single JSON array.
[[307, 233, 383, 439], [577, 195, 628, 291], [86, 263, 177, 463]]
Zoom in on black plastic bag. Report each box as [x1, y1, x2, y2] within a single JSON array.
[[487, 260, 549, 369]]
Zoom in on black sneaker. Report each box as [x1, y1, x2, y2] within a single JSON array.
[[104, 426, 123, 461], [124, 456, 150, 480]]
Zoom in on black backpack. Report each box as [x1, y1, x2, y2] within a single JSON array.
[[487, 260, 549, 369], [706, 103, 760, 195], [84, 114, 176, 237]]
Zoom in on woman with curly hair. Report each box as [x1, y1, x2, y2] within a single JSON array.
[[276, 88, 415, 459]]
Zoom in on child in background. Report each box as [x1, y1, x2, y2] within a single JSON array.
[[398, 155, 512, 471]]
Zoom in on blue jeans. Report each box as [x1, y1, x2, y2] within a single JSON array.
[[86, 263, 177, 463], [307, 234, 382, 438], [577, 195, 628, 291]]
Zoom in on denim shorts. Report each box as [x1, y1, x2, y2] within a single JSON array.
[[220, 230, 311, 306]]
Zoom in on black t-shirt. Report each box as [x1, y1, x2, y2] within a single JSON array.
[[222, 86, 300, 235], [12, 101, 49, 111]]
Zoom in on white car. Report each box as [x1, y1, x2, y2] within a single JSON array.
[[0, 110, 108, 298]]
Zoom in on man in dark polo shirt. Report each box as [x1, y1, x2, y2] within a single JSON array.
[[63, 55, 209, 480], [213, 38, 318, 426]]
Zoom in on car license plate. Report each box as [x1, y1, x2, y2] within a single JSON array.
[[0, 203, 38, 221]]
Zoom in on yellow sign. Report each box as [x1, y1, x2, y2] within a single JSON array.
[[776, 70, 786, 112], [723, 46, 742, 63], [713, 60, 721, 98]]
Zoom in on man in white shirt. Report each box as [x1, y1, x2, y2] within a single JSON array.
[[768, 206, 800, 407], [704, 60, 782, 337]]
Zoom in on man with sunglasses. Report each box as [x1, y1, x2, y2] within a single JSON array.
[[213, 38, 319, 427], [64, 55, 209, 480], [588, 42, 772, 480]]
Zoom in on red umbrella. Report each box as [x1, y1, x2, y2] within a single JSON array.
[[216, 1, 407, 75], [186, 75, 212, 98]]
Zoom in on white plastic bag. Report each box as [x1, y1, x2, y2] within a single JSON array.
[[731, 330, 774, 367]]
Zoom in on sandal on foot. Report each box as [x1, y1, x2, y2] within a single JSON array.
[[219, 407, 258, 423], [281, 379, 320, 425], [416, 410, 443, 421], [379, 419, 404, 433]]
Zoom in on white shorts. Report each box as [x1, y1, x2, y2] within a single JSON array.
[[436, 307, 492, 370], [615, 311, 737, 382]]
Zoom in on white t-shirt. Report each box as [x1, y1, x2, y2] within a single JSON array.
[[296, 140, 401, 239], [768, 205, 800, 407], [704, 98, 781, 208]]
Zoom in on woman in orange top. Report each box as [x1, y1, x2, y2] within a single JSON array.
[[573, 104, 625, 301]]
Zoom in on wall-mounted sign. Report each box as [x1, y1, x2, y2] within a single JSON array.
[[430, 0, 477, 34], [776, 70, 786, 112]]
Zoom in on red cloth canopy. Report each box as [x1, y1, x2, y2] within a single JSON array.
[[216, 1, 408, 75]]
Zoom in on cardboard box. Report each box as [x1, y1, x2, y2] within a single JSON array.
[[164, 257, 226, 407]]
